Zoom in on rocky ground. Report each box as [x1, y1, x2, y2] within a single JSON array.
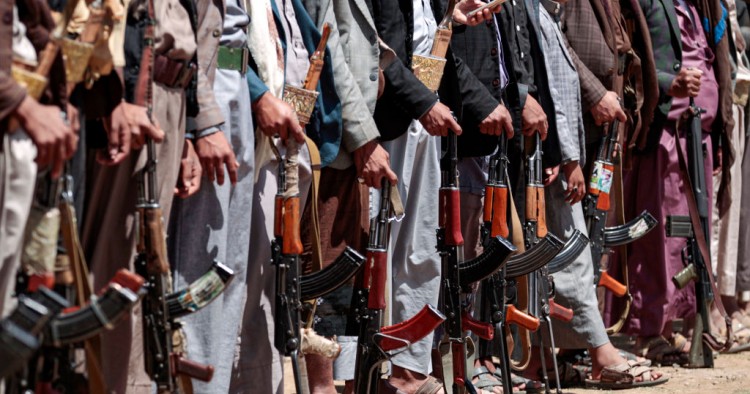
[[284, 351, 750, 393]]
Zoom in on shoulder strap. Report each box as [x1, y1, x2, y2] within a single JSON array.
[[674, 126, 734, 351]]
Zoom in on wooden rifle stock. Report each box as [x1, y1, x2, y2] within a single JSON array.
[[364, 250, 388, 310], [378, 305, 446, 352], [142, 207, 170, 275], [282, 197, 304, 255]]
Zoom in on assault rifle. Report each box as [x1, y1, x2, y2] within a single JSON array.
[[350, 180, 446, 394], [438, 131, 516, 394], [583, 119, 657, 300], [667, 98, 732, 367], [134, 0, 219, 389], [523, 132, 586, 394]]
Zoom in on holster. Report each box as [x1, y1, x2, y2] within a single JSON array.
[[411, 54, 446, 92], [153, 54, 196, 89], [283, 85, 319, 124]]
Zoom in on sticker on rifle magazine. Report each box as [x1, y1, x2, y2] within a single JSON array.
[[628, 218, 650, 238], [589, 162, 613, 194], [176, 270, 227, 311]]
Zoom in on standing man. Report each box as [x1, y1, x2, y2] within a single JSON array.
[[167, 0, 252, 391], [623, 0, 733, 362]]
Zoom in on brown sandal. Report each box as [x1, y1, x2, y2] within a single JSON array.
[[382, 376, 444, 394], [584, 360, 668, 390]]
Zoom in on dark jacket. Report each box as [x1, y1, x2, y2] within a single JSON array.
[[370, 0, 497, 146]]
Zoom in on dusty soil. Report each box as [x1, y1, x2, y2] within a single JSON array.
[[284, 351, 750, 393]]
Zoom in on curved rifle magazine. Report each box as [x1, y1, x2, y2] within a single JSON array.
[[603, 210, 657, 247], [505, 234, 564, 279], [167, 261, 235, 320], [547, 230, 589, 274], [300, 247, 365, 300], [458, 236, 516, 287]]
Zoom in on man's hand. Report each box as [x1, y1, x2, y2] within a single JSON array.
[[175, 139, 202, 198], [522, 95, 548, 140], [454, 0, 502, 26], [590, 91, 626, 126], [195, 132, 239, 186], [99, 101, 164, 165], [353, 140, 398, 187], [66, 103, 81, 136], [479, 104, 514, 138], [419, 102, 462, 136], [15, 96, 77, 179], [543, 165, 559, 186], [561, 161, 585, 204], [668, 67, 703, 98], [251, 93, 305, 143]]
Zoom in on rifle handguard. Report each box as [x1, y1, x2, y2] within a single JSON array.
[[461, 310, 494, 340], [167, 261, 235, 319], [377, 304, 446, 352], [282, 197, 304, 255], [362, 250, 387, 309], [483, 186, 494, 224], [603, 211, 657, 247], [548, 299, 573, 322], [598, 270, 627, 297], [458, 236, 516, 287], [441, 189, 464, 246], [547, 230, 589, 274], [505, 304, 540, 331], [490, 186, 510, 238], [300, 246, 365, 300], [171, 353, 214, 382], [143, 207, 170, 275], [526, 186, 548, 238], [505, 234, 565, 279]]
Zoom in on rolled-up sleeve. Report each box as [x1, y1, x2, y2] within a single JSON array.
[[0, 72, 27, 123]]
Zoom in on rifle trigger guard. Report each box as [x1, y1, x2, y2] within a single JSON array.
[[373, 332, 412, 356]]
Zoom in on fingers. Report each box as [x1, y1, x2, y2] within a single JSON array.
[[385, 165, 398, 185], [227, 157, 239, 185], [615, 106, 627, 123], [214, 157, 225, 185], [203, 157, 216, 184], [448, 115, 462, 135], [51, 142, 66, 179], [503, 116, 514, 139]]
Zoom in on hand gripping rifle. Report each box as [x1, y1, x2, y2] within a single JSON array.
[[350, 180, 446, 394], [667, 98, 733, 367], [583, 119, 657, 302], [134, 0, 218, 390]]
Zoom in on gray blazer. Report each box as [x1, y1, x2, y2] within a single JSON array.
[[304, 0, 381, 169]]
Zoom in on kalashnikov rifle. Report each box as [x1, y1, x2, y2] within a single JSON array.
[[667, 98, 732, 367], [134, 0, 220, 390], [583, 119, 657, 309], [350, 180, 446, 394], [523, 132, 585, 394], [274, 23, 339, 394]]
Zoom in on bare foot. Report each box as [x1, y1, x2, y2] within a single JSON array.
[[387, 366, 444, 394], [590, 342, 665, 383]]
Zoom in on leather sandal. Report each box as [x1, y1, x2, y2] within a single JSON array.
[[584, 360, 668, 390]]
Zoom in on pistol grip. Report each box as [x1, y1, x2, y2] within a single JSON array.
[[378, 305, 445, 352], [535, 188, 548, 238], [172, 354, 214, 382], [483, 186, 494, 223], [491, 186, 509, 238], [282, 197, 303, 255], [506, 304, 540, 332], [548, 299, 573, 322], [366, 252, 387, 310], [598, 270, 627, 297], [461, 310, 494, 340], [111, 269, 146, 294], [28, 273, 55, 293]]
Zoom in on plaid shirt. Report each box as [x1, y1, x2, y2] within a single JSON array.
[[539, 0, 586, 164]]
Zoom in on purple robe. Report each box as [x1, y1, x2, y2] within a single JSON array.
[[605, 0, 718, 336]]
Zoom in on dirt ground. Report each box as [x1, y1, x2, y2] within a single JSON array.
[[284, 351, 750, 394]]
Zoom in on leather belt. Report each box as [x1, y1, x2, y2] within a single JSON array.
[[153, 54, 196, 89], [217, 46, 249, 74]]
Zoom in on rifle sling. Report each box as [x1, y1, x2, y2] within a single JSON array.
[[674, 127, 733, 351], [507, 170, 532, 371]]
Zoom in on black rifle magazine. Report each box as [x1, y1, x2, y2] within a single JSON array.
[[0, 320, 40, 379], [45, 284, 141, 347], [459, 236, 516, 287], [506, 234, 565, 279], [603, 210, 658, 247], [547, 230, 590, 274], [301, 246, 365, 300]]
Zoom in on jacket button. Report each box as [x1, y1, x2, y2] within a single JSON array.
[[213, 29, 221, 38], [673, 62, 681, 71], [491, 48, 498, 56], [492, 78, 500, 87], [3, 11, 11, 24], [369, 72, 377, 81]]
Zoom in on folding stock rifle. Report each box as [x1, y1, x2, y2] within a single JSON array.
[[583, 119, 656, 323], [348, 180, 446, 394], [667, 98, 732, 367]]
